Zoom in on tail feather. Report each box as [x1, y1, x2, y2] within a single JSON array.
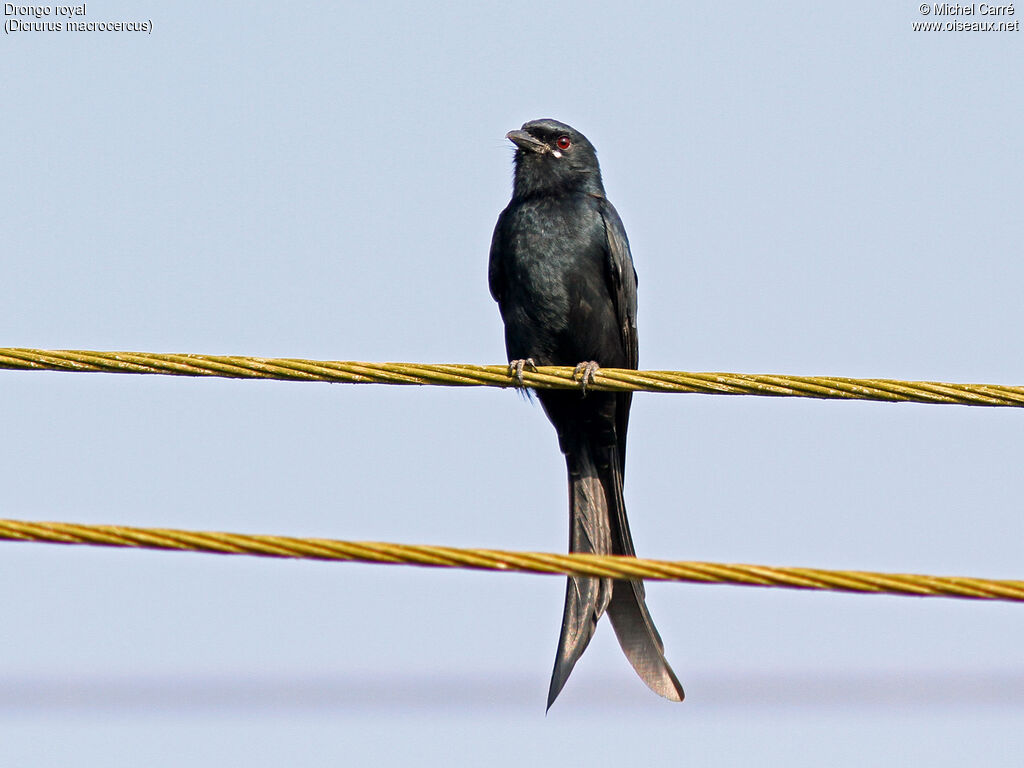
[[547, 442, 684, 708], [601, 445, 683, 701], [607, 580, 683, 701], [547, 456, 613, 709]]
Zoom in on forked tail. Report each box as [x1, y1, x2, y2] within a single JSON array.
[[547, 441, 683, 709]]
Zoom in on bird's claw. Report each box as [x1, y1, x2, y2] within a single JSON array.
[[508, 358, 537, 387], [573, 361, 600, 393]]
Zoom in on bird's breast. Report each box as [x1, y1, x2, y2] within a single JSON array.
[[496, 196, 616, 364]]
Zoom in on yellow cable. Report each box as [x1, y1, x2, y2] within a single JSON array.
[[2, 518, 1021, 602], [4, 351, 1021, 601], [2, 348, 1023, 406]]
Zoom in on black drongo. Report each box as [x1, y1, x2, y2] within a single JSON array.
[[488, 119, 684, 708]]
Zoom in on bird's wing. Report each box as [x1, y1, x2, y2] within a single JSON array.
[[596, 197, 639, 472], [596, 197, 638, 371], [488, 209, 508, 304]]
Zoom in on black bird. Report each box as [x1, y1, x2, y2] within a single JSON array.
[[488, 119, 684, 708]]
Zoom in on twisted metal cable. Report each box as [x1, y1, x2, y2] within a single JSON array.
[[2, 518, 1022, 601], [2, 348, 1024, 406]]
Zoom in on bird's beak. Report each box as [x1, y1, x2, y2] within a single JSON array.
[[506, 130, 548, 154]]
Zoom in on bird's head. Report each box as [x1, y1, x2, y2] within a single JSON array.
[[507, 119, 605, 199]]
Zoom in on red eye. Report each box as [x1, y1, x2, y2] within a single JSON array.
[[556, 136, 571, 150]]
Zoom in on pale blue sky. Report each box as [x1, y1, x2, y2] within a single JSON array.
[[2, 1, 1023, 765]]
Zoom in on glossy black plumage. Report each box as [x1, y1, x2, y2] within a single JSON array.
[[488, 119, 684, 708]]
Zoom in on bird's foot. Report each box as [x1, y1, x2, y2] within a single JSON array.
[[573, 361, 600, 394], [507, 358, 537, 387]]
